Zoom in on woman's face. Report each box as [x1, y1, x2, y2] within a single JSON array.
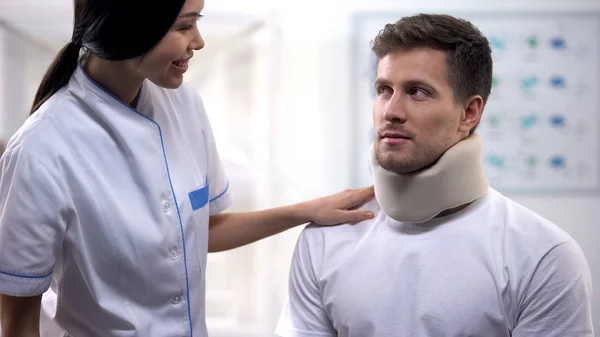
[[128, 0, 205, 88]]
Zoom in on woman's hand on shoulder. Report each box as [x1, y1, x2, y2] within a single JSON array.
[[298, 186, 375, 226]]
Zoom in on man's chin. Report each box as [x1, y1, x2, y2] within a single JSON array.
[[382, 164, 421, 175], [376, 154, 417, 174]]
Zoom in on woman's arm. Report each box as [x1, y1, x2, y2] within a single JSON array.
[[0, 294, 41, 337], [208, 186, 375, 252]]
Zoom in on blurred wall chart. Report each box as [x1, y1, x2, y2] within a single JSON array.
[[352, 12, 600, 193]]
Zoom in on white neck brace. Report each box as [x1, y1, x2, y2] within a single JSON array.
[[371, 133, 489, 223]]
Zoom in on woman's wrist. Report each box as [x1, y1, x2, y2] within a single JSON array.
[[282, 201, 314, 227]]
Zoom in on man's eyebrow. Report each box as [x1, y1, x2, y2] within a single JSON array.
[[404, 79, 437, 92], [374, 78, 392, 87]]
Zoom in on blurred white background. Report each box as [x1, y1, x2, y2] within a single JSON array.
[[1, 0, 599, 336]]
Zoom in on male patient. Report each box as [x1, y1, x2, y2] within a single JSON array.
[[275, 14, 593, 337]]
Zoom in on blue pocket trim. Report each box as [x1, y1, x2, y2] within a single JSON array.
[[189, 185, 210, 211]]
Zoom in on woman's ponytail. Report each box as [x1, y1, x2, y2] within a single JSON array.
[[29, 42, 81, 115]]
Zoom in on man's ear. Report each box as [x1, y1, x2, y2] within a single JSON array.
[[458, 95, 484, 134]]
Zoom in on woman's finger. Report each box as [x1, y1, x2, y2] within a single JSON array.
[[347, 186, 375, 207], [334, 209, 375, 224]]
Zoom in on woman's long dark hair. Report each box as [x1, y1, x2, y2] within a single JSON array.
[[30, 0, 186, 114]]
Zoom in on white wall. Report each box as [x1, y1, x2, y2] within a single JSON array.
[[0, 26, 26, 141], [0, 24, 55, 143]]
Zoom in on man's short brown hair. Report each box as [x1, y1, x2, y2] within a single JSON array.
[[371, 13, 493, 106]]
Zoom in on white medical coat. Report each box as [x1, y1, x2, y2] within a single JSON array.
[[0, 64, 231, 336]]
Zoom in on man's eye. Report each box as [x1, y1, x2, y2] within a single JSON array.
[[377, 86, 392, 95], [410, 88, 429, 100]]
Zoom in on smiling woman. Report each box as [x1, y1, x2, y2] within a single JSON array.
[[30, 0, 188, 113]]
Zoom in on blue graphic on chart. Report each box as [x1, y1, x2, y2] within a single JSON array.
[[353, 13, 600, 192], [472, 15, 599, 191]]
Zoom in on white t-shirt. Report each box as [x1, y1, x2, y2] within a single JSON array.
[[276, 188, 593, 337], [0, 64, 231, 336]]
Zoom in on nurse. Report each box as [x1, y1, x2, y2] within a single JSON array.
[[0, 0, 374, 336]]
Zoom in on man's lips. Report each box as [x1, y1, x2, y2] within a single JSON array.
[[381, 131, 411, 139]]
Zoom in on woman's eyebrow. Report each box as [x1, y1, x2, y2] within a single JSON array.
[[178, 12, 201, 19]]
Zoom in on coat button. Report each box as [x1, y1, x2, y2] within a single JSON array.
[[171, 294, 182, 305], [169, 248, 179, 260], [162, 200, 171, 213]]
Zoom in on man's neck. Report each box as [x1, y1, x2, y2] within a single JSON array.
[[371, 133, 488, 223], [436, 203, 471, 218]]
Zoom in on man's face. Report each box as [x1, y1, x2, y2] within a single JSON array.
[[373, 47, 481, 174]]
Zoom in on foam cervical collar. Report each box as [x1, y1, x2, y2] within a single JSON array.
[[370, 133, 489, 223]]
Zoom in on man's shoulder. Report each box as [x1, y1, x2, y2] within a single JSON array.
[[297, 197, 381, 255], [486, 188, 574, 254], [302, 197, 381, 238], [490, 188, 569, 232]]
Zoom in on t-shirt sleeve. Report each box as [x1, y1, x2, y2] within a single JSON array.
[[513, 240, 593, 336], [0, 150, 67, 296], [195, 95, 231, 215], [275, 230, 337, 337]]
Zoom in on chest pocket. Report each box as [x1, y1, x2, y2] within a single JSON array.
[[188, 180, 211, 272], [189, 184, 209, 211]]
